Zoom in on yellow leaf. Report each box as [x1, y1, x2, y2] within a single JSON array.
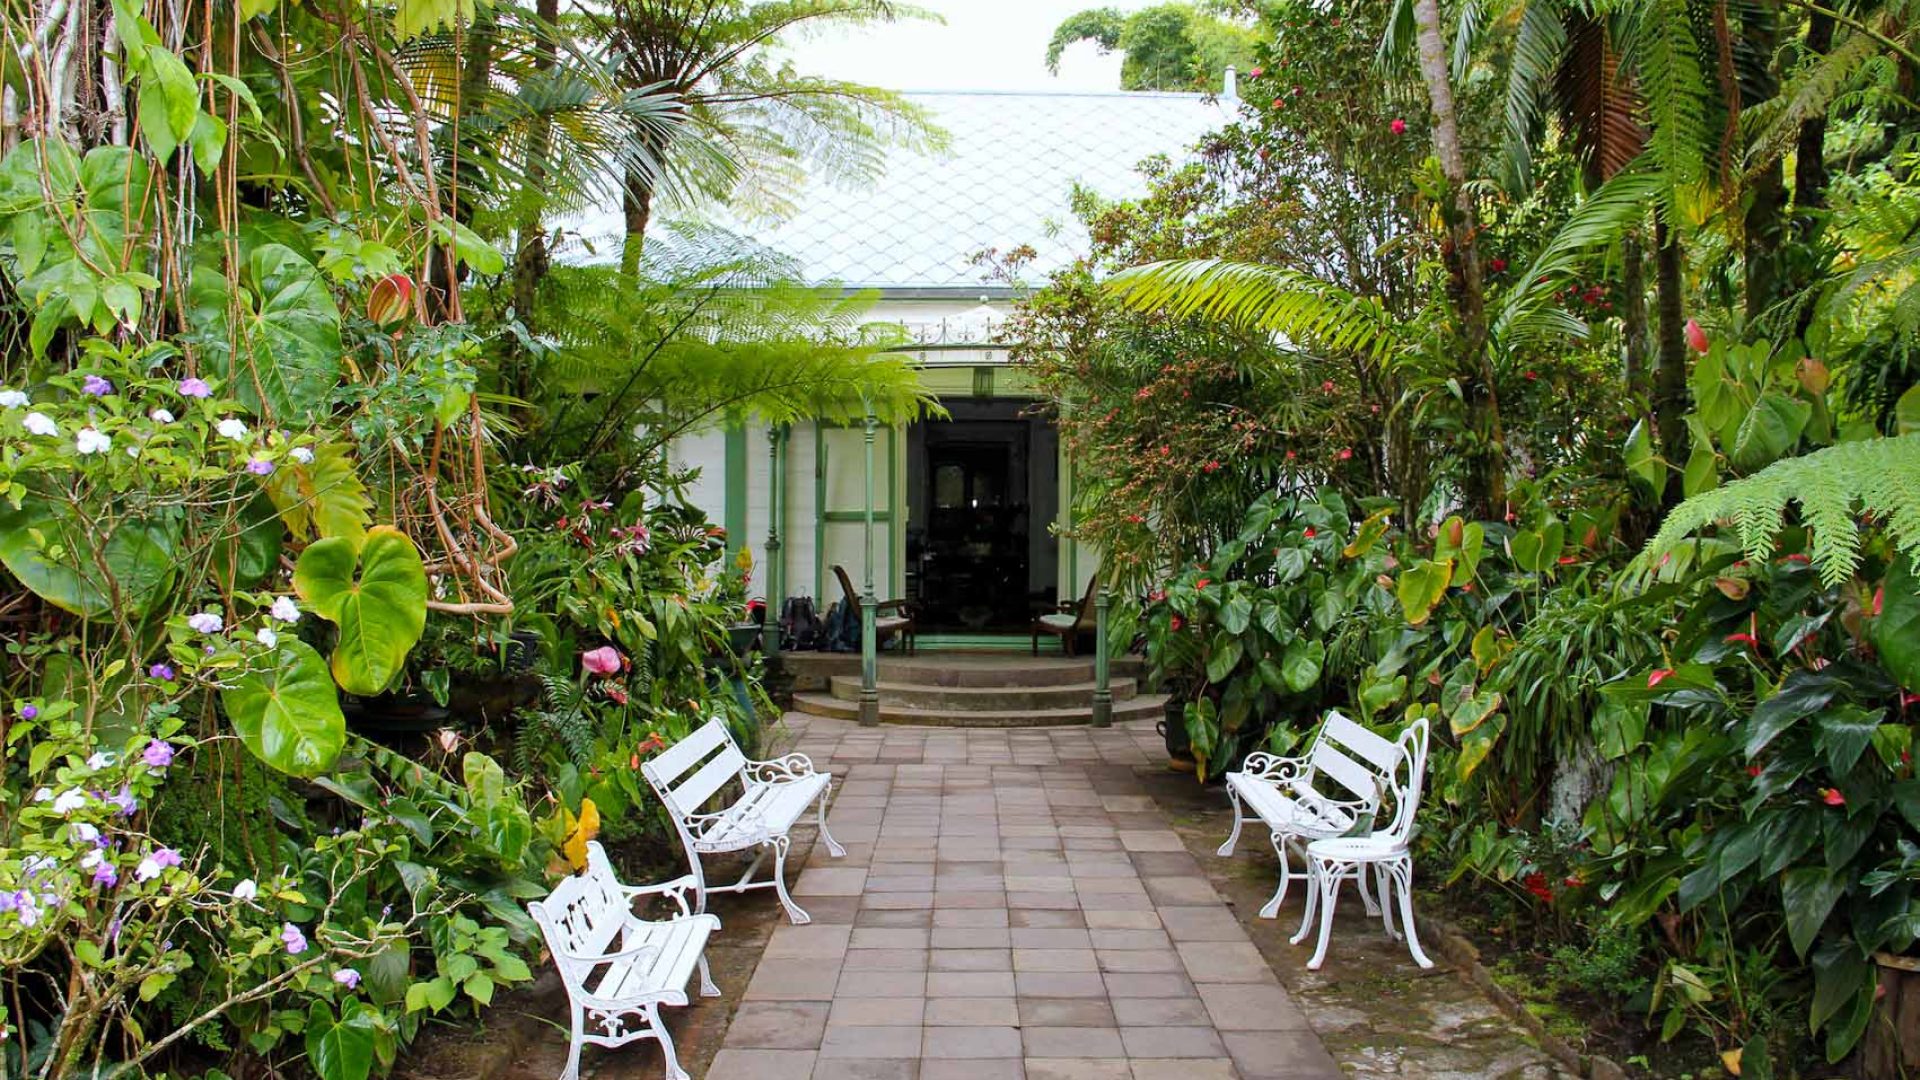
[[1721, 1048, 1743, 1075], [563, 798, 601, 872]]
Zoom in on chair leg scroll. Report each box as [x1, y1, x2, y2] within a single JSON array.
[[1217, 788, 1244, 857], [817, 781, 847, 858], [769, 836, 811, 925]]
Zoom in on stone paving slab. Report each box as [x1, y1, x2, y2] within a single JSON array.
[[705, 715, 1341, 1080]]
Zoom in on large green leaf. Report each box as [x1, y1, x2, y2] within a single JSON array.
[[1204, 635, 1244, 685], [1395, 558, 1452, 625], [0, 497, 177, 618], [189, 244, 342, 422], [222, 639, 346, 776], [306, 1001, 376, 1080], [1280, 638, 1324, 693], [1874, 555, 1920, 692], [1781, 866, 1846, 959], [1730, 392, 1811, 472], [208, 493, 285, 589], [1624, 420, 1662, 493], [263, 441, 371, 546], [295, 527, 429, 695]]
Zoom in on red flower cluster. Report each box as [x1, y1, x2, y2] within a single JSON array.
[[1522, 873, 1554, 902]]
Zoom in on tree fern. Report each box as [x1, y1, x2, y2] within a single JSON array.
[[1643, 434, 1920, 587], [1629, 0, 1711, 191]]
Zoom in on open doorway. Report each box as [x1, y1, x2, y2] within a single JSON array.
[[905, 398, 1058, 632]]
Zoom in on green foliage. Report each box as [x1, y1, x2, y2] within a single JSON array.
[[1045, 4, 1257, 92], [295, 527, 431, 696], [1645, 434, 1920, 588], [222, 639, 349, 777]]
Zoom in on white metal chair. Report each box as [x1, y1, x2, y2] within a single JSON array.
[[1218, 710, 1401, 919], [1291, 717, 1435, 971], [641, 716, 845, 925], [527, 840, 721, 1080]]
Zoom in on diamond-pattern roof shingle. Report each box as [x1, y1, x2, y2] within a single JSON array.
[[577, 90, 1232, 292]]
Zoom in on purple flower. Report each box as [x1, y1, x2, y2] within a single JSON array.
[[178, 378, 212, 399], [186, 612, 223, 634], [136, 847, 182, 881], [149, 663, 175, 682], [246, 458, 274, 476], [19, 704, 36, 721], [93, 863, 118, 888], [142, 740, 175, 768], [281, 923, 308, 955], [82, 375, 113, 396], [0, 892, 15, 913], [107, 786, 138, 816], [332, 968, 361, 989]]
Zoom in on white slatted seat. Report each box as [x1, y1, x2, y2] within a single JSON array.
[[642, 716, 845, 925], [1292, 718, 1435, 970], [1217, 710, 1403, 919], [528, 841, 721, 1080]]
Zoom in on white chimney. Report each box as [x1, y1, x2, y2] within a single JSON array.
[[1223, 65, 1238, 101]]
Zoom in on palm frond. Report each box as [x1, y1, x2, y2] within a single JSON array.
[[1492, 167, 1663, 341], [1104, 259, 1408, 363], [1501, 0, 1568, 191], [1626, 0, 1712, 190]]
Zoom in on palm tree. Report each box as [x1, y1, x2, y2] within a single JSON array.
[[589, 0, 939, 276]]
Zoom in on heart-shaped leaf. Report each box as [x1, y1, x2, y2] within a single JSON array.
[[1731, 392, 1812, 473], [295, 526, 428, 695], [306, 1001, 375, 1080], [1395, 558, 1452, 625], [1280, 638, 1324, 693], [1874, 556, 1920, 692], [222, 639, 346, 777], [0, 496, 177, 618], [189, 244, 342, 422]]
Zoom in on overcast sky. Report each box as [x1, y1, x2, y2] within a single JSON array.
[[774, 0, 1167, 93]]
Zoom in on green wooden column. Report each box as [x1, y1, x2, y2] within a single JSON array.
[[1091, 584, 1112, 727], [859, 403, 880, 726], [765, 424, 784, 657]]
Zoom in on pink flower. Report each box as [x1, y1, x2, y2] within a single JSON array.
[[1821, 787, 1846, 807], [178, 378, 212, 399], [281, 923, 308, 955], [1390, 118, 1407, 135], [581, 647, 624, 677], [1684, 319, 1710, 354]]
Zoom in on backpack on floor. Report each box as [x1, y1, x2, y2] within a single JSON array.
[[780, 595, 823, 651]]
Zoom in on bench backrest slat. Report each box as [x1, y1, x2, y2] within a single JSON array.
[[1308, 740, 1379, 803], [1319, 711, 1400, 772], [645, 719, 730, 788], [669, 741, 749, 816]]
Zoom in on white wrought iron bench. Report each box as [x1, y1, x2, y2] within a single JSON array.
[[527, 840, 721, 1080], [1217, 709, 1402, 919], [641, 716, 845, 925], [1292, 717, 1435, 970]]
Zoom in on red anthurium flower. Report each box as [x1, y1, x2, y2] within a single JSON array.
[[1524, 371, 1538, 381], [605, 684, 630, 706], [582, 646, 624, 677], [1249, 66, 1264, 78], [1872, 587, 1885, 617], [1169, 615, 1184, 631], [1725, 633, 1760, 649], [1490, 257, 1508, 273], [1747, 763, 1763, 778], [1203, 460, 1221, 473], [367, 273, 415, 329], [1285, 450, 1297, 460], [1272, 97, 1285, 109], [1562, 876, 1583, 888], [1648, 668, 1675, 688], [1321, 379, 1336, 393], [1821, 788, 1845, 807], [1195, 578, 1211, 589], [1522, 873, 1553, 902], [1303, 527, 1317, 539], [1903, 692, 1920, 708], [1337, 448, 1353, 461], [1557, 556, 1578, 565], [1684, 318, 1710, 354]]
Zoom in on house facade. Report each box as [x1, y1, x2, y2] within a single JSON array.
[[651, 88, 1232, 640]]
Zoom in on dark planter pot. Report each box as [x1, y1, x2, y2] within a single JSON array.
[[1158, 698, 1194, 767], [726, 623, 762, 658]]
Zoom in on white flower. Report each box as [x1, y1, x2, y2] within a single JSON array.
[[22, 412, 57, 436], [0, 390, 27, 409], [86, 752, 114, 769], [186, 612, 224, 634], [270, 597, 301, 623], [81, 849, 104, 870], [135, 856, 162, 882], [255, 627, 278, 648], [150, 408, 175, 424], [32, 788, 52, 803], [52, 789, 87, 814], [290, 446, 315, 464], [215, 418, 249, 441], [232, 878, 258, 901], [72, 823, 100, 843], [75, 427, 112, 455]]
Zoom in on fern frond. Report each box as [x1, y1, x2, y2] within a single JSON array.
[[1103, 259, 1407, 363], [1642, 434, 1920, 587], [1628, 0, 1711, 191], [1492, 167, 1662, 342]]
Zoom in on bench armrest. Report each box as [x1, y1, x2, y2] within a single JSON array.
[[874, 598, 911, 614], [623, 874, 702, 918], [745, 753, 822, 784]]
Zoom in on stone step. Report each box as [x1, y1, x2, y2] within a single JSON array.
[[791, 692, 1167, 728], [866, 657, 1126, 688], [826, 676, 1139, 711]]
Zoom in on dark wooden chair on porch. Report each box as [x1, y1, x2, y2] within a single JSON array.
[[832, 564, 916, 655], [1032, 574, 1099, 656]]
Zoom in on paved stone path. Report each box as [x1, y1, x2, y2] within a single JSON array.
[[707, 716, 1342, 1080]]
